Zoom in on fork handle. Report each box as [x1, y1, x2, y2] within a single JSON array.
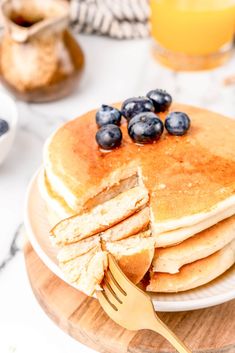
[[150, 317, 192, 353]]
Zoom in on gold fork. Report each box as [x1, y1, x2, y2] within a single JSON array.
[[96, 254, 192, 353]]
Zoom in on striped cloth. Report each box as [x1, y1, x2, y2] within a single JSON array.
[[70, 0, 150, 39]]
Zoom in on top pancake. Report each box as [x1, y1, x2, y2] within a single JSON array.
[[44, 103, 235, 226]]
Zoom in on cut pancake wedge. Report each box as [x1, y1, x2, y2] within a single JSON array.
[[101, 207, 150, 242], [57, 235, 100, 263], [106, 231, 154, 284], [54, 190, 153, 294], [60, 246, 103, 283], [153, 215, 235, 274], [147, 238, 235, 293], [73, 251, 108, 295], [59, 241, 108, 296], [51, 186, 149, 246]]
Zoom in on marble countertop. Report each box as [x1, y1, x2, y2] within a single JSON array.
[[1, 34, 235, 353]]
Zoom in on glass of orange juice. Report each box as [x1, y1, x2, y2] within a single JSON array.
[[150, 0, 235, 70]]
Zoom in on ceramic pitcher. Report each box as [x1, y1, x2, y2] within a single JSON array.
[[0, 0, 84, 102]]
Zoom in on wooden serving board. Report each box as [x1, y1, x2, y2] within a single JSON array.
[[24, 242, 235, 353]]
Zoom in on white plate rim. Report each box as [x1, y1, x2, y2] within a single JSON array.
[[24, 169, 235, 312]]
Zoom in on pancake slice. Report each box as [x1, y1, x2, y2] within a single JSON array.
[[101, 207, 150, 242], [153, 215, 235, 274], [73, 251, 108, 295], [83, 173, 138, 211], [56, 202, 154, 293], [51, 185, 149, 246], [147, 238, 235, 293], [59, 242, 108, 296], [106, 230, 154, 284], [60, 246, 102, 283], [57, 235, 100, 263]]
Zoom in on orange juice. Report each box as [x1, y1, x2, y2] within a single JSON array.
[[150, 0, 235, 70]]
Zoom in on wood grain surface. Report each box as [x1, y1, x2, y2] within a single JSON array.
[[24, 242, 235, 353]]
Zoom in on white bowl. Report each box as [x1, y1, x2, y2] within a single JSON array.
[[0, 92, 18, 165]]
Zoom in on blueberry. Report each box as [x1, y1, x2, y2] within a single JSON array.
[[96, 104, 122, 127], [147, 89, 172, 113], [96, 124, 122, 150], [0, 119, 9, 137], [165, 112, 190, 136], [121, 97, 154, 122], [128, 112, 164, 144]]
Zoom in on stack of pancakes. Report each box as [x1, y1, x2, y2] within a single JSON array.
[[39, 103, 235, 296]]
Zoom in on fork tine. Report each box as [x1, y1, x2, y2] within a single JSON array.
[[106, 269, 127, 296], [96, 288, 118, 312], [103, 276, 123, 304]]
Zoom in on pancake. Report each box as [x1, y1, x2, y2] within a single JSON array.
[[57, 235, 100, 263], [153, 215, 235, 274], [105, 231, 154, 284], [60, 247, 108, 295], [101, 207, 150, 242], [154, 201, 235, 247], [43, 103, 235, 246], [147, 238, 235, 293], [73, 251, 108, 296], [51, 185, 149, 246], [60, 246, 104, 283]]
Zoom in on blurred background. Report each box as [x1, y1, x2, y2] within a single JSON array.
[[1, 0, 235, 352]]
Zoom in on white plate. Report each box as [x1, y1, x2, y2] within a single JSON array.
[[24, 170, 235, 312]]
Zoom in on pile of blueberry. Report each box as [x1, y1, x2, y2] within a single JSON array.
[[95, 89, 190, 150], [0, 118, 9, 137]]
